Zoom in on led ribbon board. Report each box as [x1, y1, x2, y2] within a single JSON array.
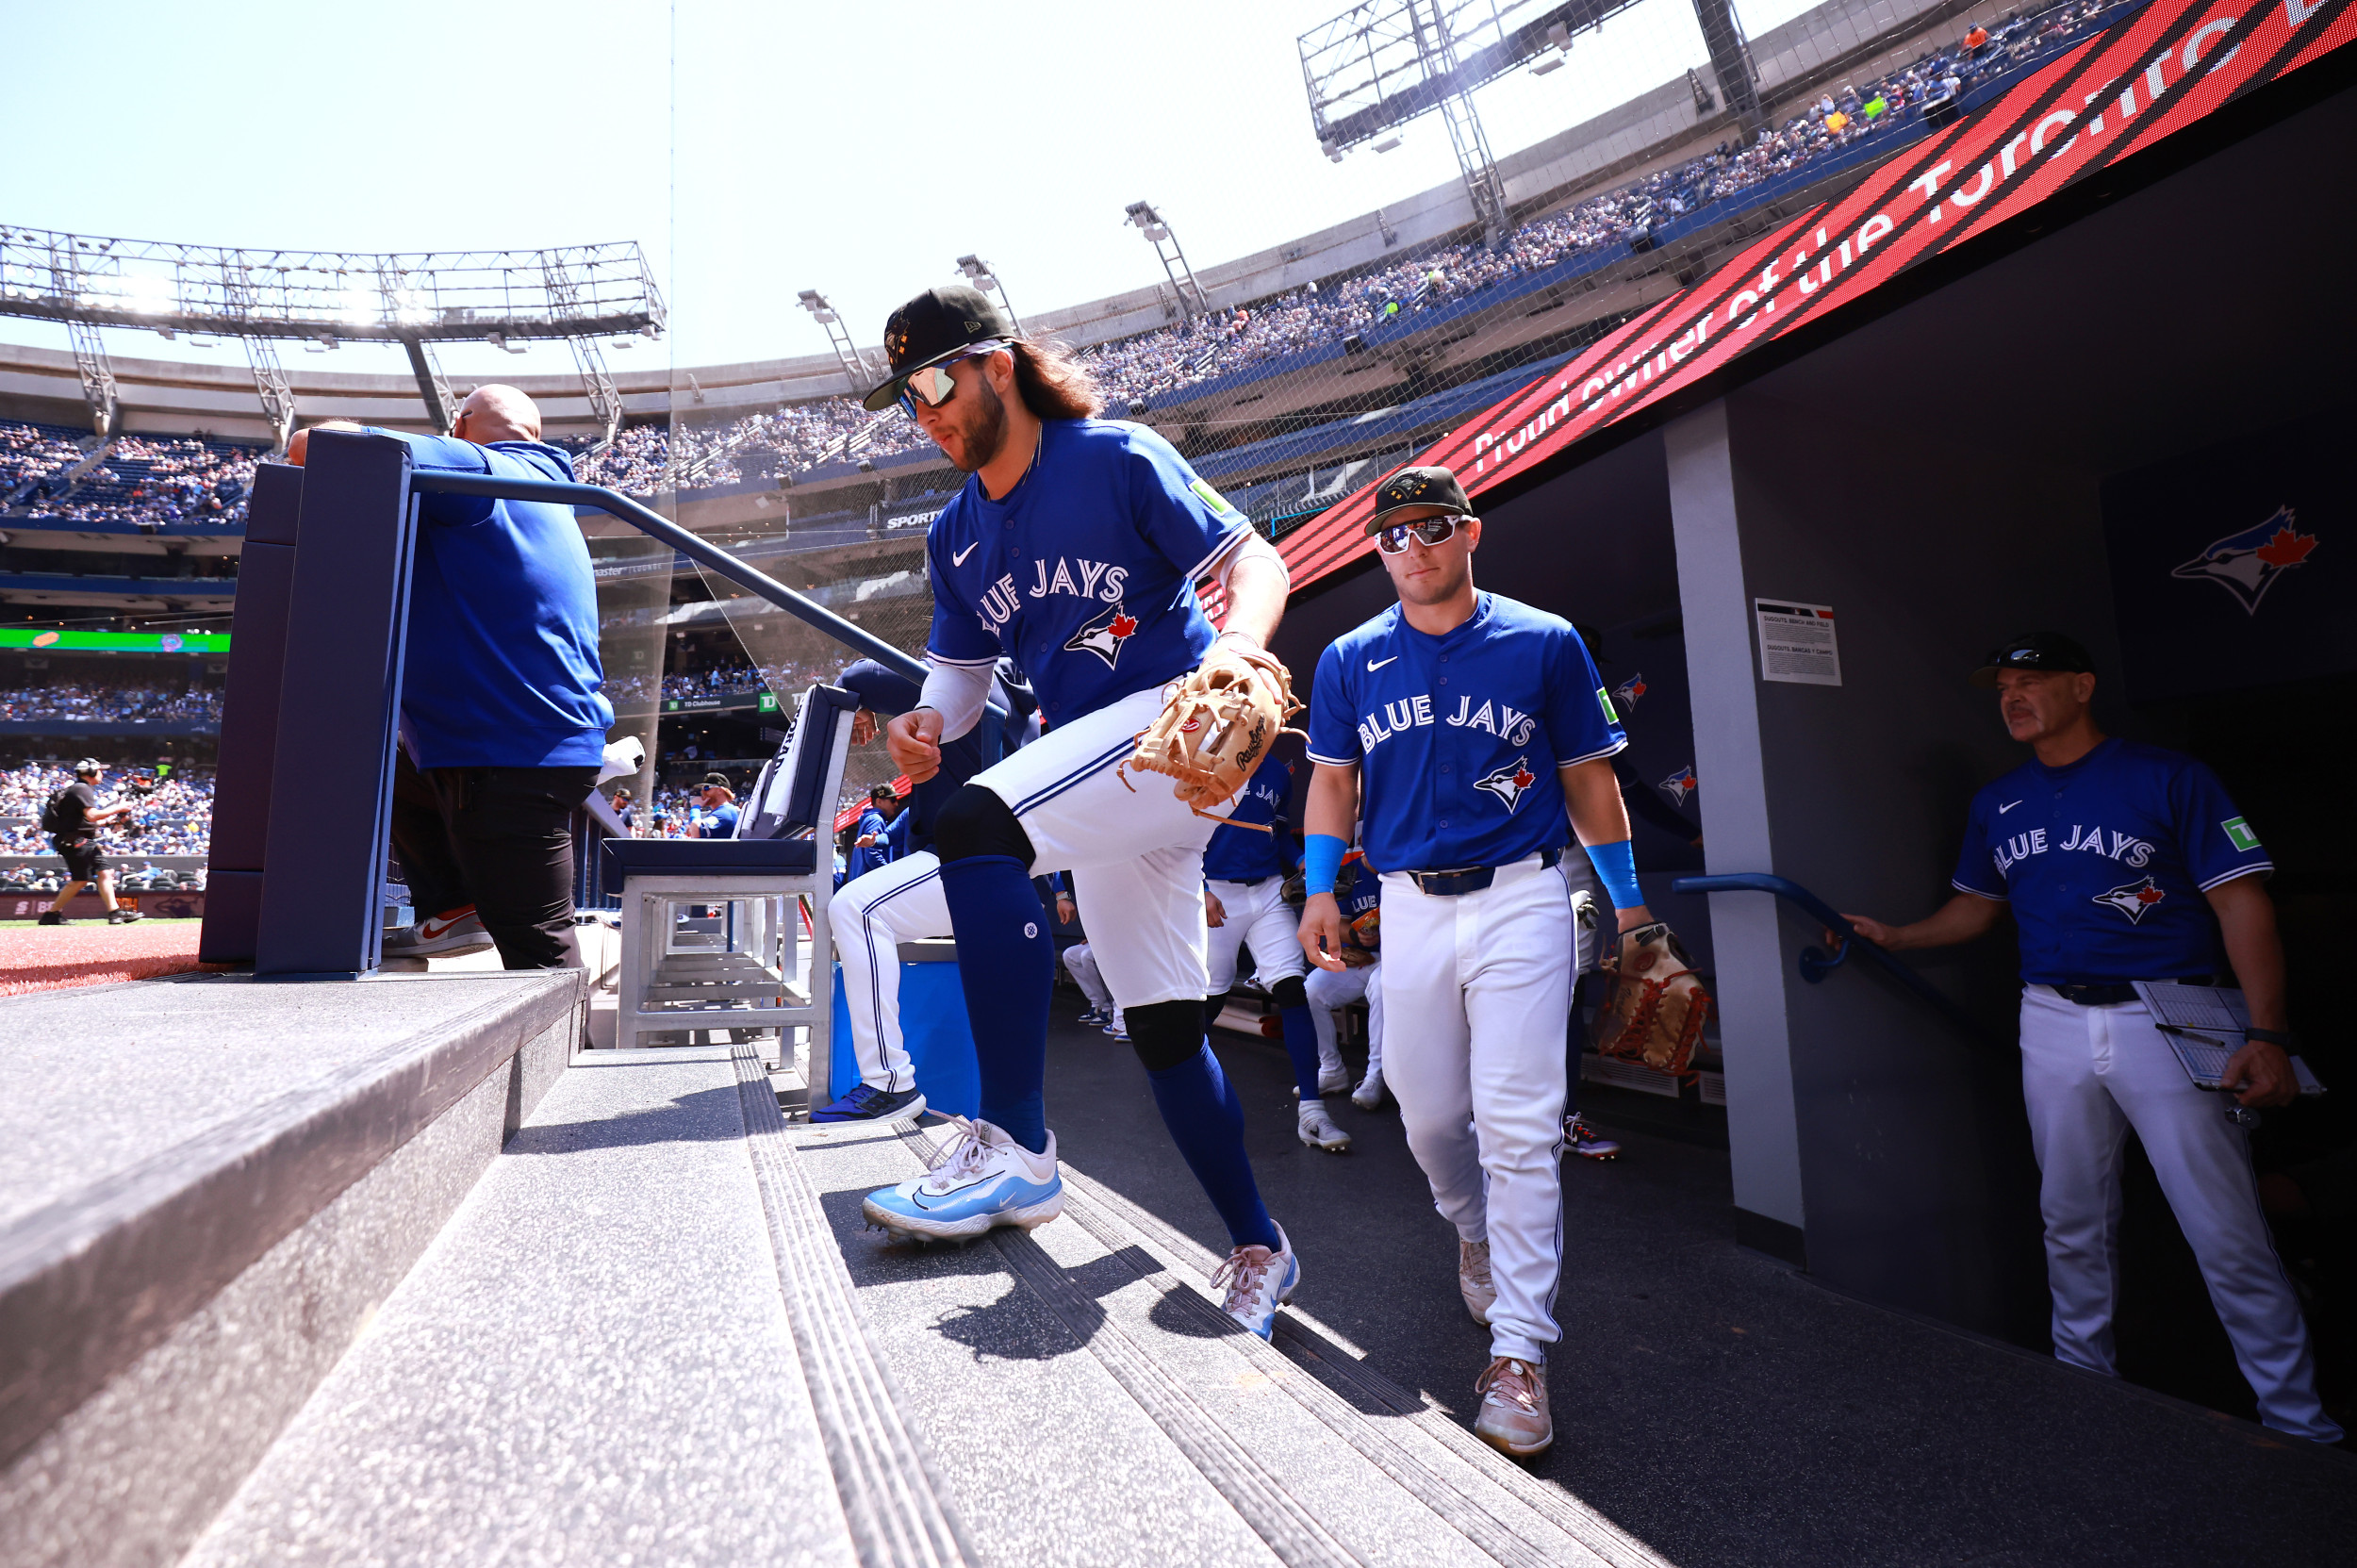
[[1278, 0, 2357, 587]]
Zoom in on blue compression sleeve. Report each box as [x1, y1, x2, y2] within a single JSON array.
[[1302, 833, 1347, 896], [1146, 1046, 1281, 1251], [1278, 1006, 1324, 1101], [1588, 837, 1644, 910]]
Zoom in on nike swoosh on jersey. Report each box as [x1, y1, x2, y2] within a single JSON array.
[[1997, 801, 2021, 814], [951, 542, 979, 566], [1366, 655, 1399, 671]]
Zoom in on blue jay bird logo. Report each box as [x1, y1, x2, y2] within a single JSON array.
[[2092, 876, 2167, 924], [1474, 756, 1538, 813], [2170, 505, 2318, 615], [1063, 602, 1139, 668]]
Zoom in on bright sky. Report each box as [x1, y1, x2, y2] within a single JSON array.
[[1, 0, 1813, 388]]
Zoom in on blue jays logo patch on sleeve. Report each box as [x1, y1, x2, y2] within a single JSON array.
[[2170, 505, 2319, 615], [1475, 756, 1539, 813], [1063, 602, 1140, 668], [2092, 875, 2167, 923]]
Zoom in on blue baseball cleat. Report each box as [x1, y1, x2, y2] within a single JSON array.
[[863, 1116, 1065, 1243], [812, 1082, 929, 1123], [1211, 1223, 1299, 1340]]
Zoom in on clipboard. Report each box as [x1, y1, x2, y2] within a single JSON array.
[[2132, 981, 2325, 1096]]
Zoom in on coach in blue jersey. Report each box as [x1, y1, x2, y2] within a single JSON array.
[[286, 388, 611, 969], [1296, 465, 1644, 1460], [849, 285, 1306, 1337], [1841, 632, 2338, 1444]]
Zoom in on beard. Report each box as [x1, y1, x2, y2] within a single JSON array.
[[943, 376, 1009, 473]]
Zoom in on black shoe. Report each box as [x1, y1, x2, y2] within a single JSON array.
[[811, 1083, 929, 1123], [38, 909, 69, 925], [108, 909, 147, 924]]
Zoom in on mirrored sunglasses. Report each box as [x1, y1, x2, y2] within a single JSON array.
[[896, 343, 1008, 418], [1375, 516, 1461, 553]]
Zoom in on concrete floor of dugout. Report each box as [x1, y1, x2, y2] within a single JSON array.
[[1021, 995, 2355, 1568]]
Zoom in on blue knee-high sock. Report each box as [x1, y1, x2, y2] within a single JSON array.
[[1278, 1006, 1324, 1102], [938, 854, 1053, 1153], [1147, 1043, 1281, 1251]]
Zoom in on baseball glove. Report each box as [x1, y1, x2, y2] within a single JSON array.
[[1129, 643, 1301, 817], [1591, 921, 1712, 1079]]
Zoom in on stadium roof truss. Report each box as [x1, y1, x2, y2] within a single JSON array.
[[0, 227, 664, 446]]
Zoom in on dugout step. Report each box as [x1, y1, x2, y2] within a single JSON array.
[[787, 1109, 1670, 1568], [0, 967, 587, 1568], [177, 1044, 939, 1568]]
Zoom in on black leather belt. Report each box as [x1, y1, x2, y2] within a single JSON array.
[[2049, 975, 2213, 1006], [1405, 848, 1560, 897]]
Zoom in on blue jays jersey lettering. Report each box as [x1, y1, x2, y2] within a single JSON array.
[[1951, 737, 2271, 983], [1202, 753, 1296, 883], [1337, 863, 1380, 949], [924, 418, 1247, 723], [1307, 593, 1624, 873]]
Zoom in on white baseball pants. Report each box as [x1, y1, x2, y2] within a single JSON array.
[[1063, 940, 1119, 1024], [1207, 875, 1309, 993], [1307, 958, 1383, 1081], [832, 857, 951, 1094], [2019, 984, 2338, 1441], [1380, 854, 1582, 1364]]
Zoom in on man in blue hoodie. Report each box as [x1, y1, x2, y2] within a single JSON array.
[[287, 386, 613, 968]]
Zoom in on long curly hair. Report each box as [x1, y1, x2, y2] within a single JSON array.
[[1010, 338, 1104, 421]]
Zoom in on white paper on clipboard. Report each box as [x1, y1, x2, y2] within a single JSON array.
[[2132, 981, 2325, 1095]]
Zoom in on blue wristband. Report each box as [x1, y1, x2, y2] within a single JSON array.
[[1587, 837, 1643, 910], [1303, 834, 1347, 897]]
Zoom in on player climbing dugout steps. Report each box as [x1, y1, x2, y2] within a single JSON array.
[[1839, 632, 2342, 1445], [285, 387, 612, 970], [845, 282, 1310, 1339], [1296, 464, 1653, 1461]]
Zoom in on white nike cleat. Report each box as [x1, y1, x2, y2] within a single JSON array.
[[1459, 1237, 1496, 1325], [1296, 1100, 1352, 1152], [1212, 1223, 1299, 1339], [1317, 1061, 1353, 1098], [384, 904, 495, 958], [861, 1117, 1064, 1244], [1351, 1070, 1386, 1111]]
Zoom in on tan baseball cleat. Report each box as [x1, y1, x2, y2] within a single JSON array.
[[1474, 1357, 1553, 1459]]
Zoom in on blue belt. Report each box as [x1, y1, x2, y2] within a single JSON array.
[[2049, 974, 2212, 1006], [1405, 848, 1560, 898]]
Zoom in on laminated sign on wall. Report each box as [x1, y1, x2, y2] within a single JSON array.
[[1755, 601, 1840, 686]]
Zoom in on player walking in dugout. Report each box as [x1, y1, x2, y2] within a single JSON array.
[[1297, 466, 1649, 1459], [852, 284, 1307, 1336], [1204, 746, 1354, 1151], [1840, 633, 2341, 1444]]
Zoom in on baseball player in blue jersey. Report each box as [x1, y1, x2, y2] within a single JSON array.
[[1203, 747, 1352, 1150], [850, 285, 1306, 1336], [1841, 632, 2339, 1444], [1306, 847, 1385, 1110], [1296, 465, 1645, 1460]]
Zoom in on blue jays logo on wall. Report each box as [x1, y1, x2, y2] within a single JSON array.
[[1063, 602, 1139, 668], [1475, 756, 1538, 813], [1614, 672, 1647, 709], [1658, 764, 1696, 805], [2171, 505, 2319, 615], [2093, 875, 2167, 924]]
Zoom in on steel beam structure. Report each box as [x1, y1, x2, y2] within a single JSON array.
[[65, 318, 118, 438], [242, 335, 299, 452], [797, 290, 881, 389], [955, 256, 1024, 338], [401, 335, 459, 435], [1414, 2, 1511, 243], [1691, 0, 1766, 137], [1125, 204, 1211, 319]]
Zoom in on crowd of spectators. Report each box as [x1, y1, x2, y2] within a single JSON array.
[[661, 662, 766, 701], [568, 2, 2114, 493], [0, 761, 214, 860], [3, 425, 262, 527], [0, 683, 223, 724]]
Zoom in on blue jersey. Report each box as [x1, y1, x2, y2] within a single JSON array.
[[1202, 753, 1297, 883], [848, 806, 893, 881], [369, 430, 613, 769], [1951, 737, 2271, 984], [1338, 859, 1381, 953], [701, 801, 741, 839], [923, 419, 1248, 726], [1308, 594, 1624, 873]]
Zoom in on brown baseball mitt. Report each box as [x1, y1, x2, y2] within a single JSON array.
[[1591, 921, 1712, 1079], [1129, 643, 1301, 817]]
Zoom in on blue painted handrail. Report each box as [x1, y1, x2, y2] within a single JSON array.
[[409, 470, 1007, 720], [1671, 872, 1993, 1045]]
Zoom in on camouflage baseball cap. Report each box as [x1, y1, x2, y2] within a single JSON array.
[[1366, 465, 1474, 533]]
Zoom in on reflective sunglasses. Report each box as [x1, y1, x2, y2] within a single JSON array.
[[1374, 515, 1463, 553], [896, 343, 1008, 419]]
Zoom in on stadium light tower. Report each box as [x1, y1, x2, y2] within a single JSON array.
[[798, 289, 882, 389], [954, 256, 1024, 338], [1124, 203, 1211, 321]]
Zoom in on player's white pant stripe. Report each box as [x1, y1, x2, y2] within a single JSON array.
[[858, 865, 941, 1092], [1009, 736, 1136, 817]]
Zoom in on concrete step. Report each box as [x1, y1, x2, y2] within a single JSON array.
[[0, 968, 587, 1568], [181, 1045, 909, 1568], [790, 1109, 1673, 1568]]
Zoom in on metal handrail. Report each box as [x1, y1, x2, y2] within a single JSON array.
[[1671, 872, 1994, 1045], [408, 469, 1006, 720]]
